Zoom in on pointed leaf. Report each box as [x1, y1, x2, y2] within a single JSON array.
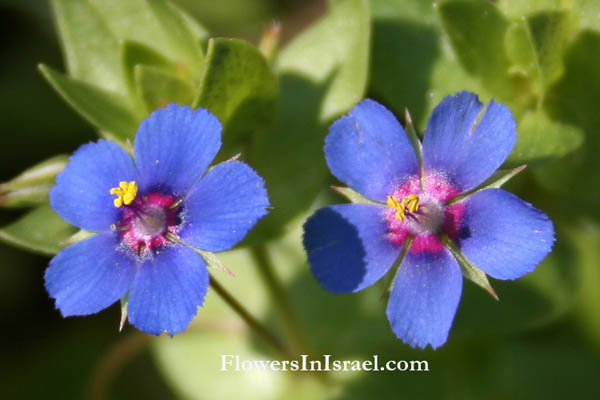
[[0, 185, 54, 208], [135, 65, 195, 112], [193, 38, 278, 143], [90, 0, 205, 81], [276, 0, 370, 121], [508, 109, 583, 165], [0, 155, 67, 192], [51, 0, 127, 95], [506, 10, 572, 94], [438, 0, 517, 98], [39, 64, 142, 141], [0, 205, 78, 255], [121, 40, 176, 94]]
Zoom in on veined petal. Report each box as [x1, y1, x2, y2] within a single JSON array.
[[50, 140, 136, 232], [303, 204, 402, 293], [134, 104, 222, 196], [422, 91, 517, 192], [180, 160, 269, 252], [457, 188, 554, 280], [127, 245, 209, 335], [45, 233, 136, 316], [387, 248, 462, 349], [325, 99, 419, 202]]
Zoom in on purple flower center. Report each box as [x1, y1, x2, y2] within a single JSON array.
[[385, 173, 464, 253], [115, 193, 182, 256]]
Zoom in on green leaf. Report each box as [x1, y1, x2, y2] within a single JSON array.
[[506, 11, 572, 97], [135, 65, 195, 113], [0, 186, 54, 208], [539, 31, 600, 220], [437, 0, 518, 99], [39, 64, 142, 141], [0, 155, 67, 192], [0, 205, 78, 255], [370, 4, 441, 124], [276, 0, 370, 121], [51, 0, 127, 95], [440, 234, 498, 299], [0, 154, 67, 208], [121, 41, 176, 94], [508, 109, 583, 165], [331, 186, 380, 205], [89, 0, 206, 81], [193, 38, 278, 144]]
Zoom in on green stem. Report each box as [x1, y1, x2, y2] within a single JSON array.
[[210, 273, 294, 359], [251, 244, 311, 356]]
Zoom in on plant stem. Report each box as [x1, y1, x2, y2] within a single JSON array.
[[250, 244, 311, 356], [210, 273, 294, 359]]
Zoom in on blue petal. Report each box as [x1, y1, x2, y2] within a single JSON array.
[[422, 91, 517, 192], [457, 188, 554, 280], [45, 233, 136, 316], [180, 160, 269, 252], [50, 140, 136, 232], [134, 104, 222, 196], [386, 249, 462, 349], [325, 99, 419, 202], [303, 204, 401, 293], [127, 245, 209, 335]]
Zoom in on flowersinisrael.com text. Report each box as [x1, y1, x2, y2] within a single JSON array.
[[220, 355, 429, 372]]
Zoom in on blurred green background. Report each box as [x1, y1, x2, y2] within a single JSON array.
[[1, 0, 599, 399]]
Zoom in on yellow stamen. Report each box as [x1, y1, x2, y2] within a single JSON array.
[[386, 194, 420, 221], [404, 194, 420, 213], [109, 181, 138, 208]]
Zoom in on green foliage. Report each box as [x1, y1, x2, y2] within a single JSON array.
[[4, 0, 600, 398], [0, 205, 77, 255], [39, 64, 142, 141], [193, 38, 278, 143]]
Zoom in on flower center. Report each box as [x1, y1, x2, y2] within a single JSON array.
[[110, 184, 181, 256], [386, 194, 444, 234], [384, 173, 465, 252]]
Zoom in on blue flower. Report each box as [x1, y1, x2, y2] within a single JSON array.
[[303, 92, 554, 349], [45, 104, 269, 335]]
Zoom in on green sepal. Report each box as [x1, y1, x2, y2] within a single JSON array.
[[135, 65, 195, 113], [61, 229, 95, 247], [195, 249, 236, 277], [403, 108, 425, 190], [39, 64, 142, 141], [384, 236, 413, 294], [164, 232, 235, 276], [331, 186, 381, 205], [0, 205, 78, 256], [192, 38, 278, 143], [447, 164, 526, 205], [440, 234, 498, 300], [120, 292, 129, 332]]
